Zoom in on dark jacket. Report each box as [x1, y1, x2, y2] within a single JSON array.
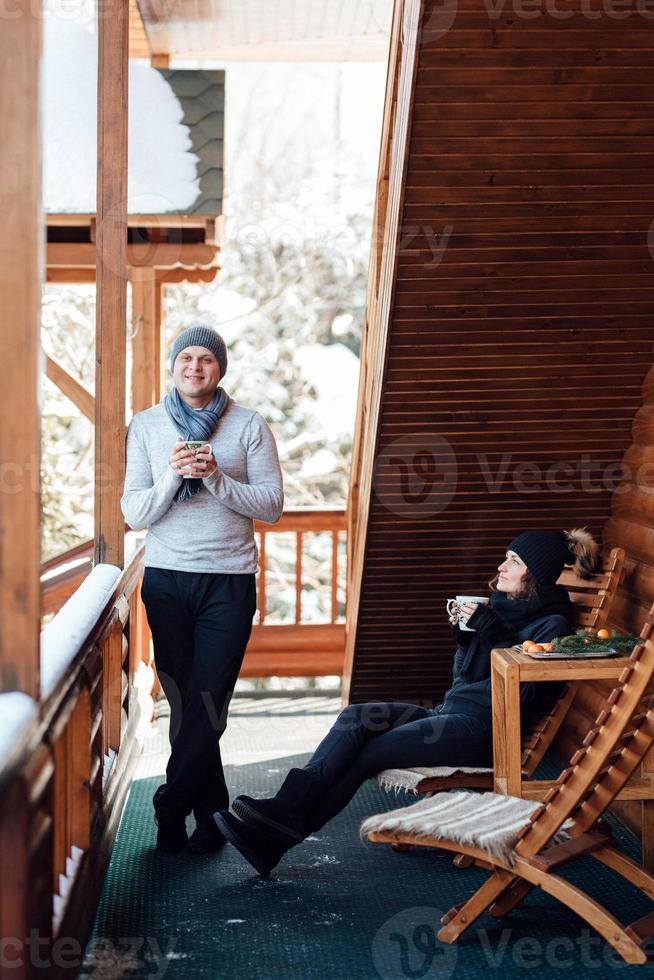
[[439, 589, 572, 720]]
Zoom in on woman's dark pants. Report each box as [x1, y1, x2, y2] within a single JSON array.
[[140, 567, 256, 824], [300, 702, 493, 831]]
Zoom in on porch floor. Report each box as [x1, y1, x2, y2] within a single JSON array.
[[82, 698, 653, 978]]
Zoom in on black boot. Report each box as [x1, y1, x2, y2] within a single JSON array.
[[213, 810, 292, 876], [154, 808, 188, 853], [186, 818, 225, 854], [231, 767, 322, 841]]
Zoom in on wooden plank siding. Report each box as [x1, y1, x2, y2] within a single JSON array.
[[346, 0, 654, 705]]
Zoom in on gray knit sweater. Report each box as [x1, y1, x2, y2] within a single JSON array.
[[120, 399, 284, 574]]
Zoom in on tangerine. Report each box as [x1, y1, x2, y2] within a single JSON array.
[[530, 644, 544, 653], [541, 642, 554, 652], [597, 628, 611, 640]]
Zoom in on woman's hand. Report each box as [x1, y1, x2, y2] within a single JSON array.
[[457, 603, 478, 626], [186, 443, 218, 479], [448, 602, 459, 626]]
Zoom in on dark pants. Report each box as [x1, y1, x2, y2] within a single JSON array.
[[140, 567, 256, 823], [301, 702, 493, 831], [293, 611, 569, 832]]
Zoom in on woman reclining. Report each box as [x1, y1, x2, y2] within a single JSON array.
[[214, 527, 599, 875]]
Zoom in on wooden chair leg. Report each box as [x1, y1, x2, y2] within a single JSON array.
[[592, 846, 654, 901], [452, 853, 474, 869], [490, 878, 534, 918], [438, 870, 514, 943], [517, 862, 648, 965]]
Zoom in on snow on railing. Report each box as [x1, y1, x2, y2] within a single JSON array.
[[40, 563, 122, 697]]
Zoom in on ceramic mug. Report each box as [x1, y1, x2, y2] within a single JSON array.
[[446, 595, 489, 632]]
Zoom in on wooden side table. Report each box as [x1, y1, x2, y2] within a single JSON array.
[[490, 646, 632, 797]]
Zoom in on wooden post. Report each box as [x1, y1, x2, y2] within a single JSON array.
[[155, 277, 166, 402], [130, 267, 162, 414], [94, 0, 129, 569], [0, 784, 31, 980], [0, 0, 42, 695]]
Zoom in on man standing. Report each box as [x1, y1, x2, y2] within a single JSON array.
[[121, 324, 283, 853]]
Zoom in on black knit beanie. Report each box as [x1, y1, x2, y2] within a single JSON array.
[[170, 325, 228, 378], [507, 531, 576, 586]]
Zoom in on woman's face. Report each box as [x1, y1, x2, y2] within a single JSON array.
[[497, 550, 528, 595]]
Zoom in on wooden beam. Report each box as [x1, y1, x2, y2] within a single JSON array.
[[45, 354, 95, 422], [47, 212, 219, 231], [47, 242, 218, 270], [0, 0, 42, 696], [46, 269, 97, 284], [95, 0, 129, 568], [155, 279, 165, 401], [342, 0, 421, 704], [130, 268, 160, 413]]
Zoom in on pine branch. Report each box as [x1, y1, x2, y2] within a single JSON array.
[[551, 629, 644, 655]]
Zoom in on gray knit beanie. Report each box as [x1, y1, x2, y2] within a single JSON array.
[[169, 324, 228, 378]]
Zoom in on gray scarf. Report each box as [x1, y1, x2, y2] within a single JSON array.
[[164, 386, 231, 501]]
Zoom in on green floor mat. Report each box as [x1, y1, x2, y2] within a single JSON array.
[[81, 751, 654, 979]]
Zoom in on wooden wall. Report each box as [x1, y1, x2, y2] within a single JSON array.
[[346, 0, 654, 705], [605, 365, 654, 634]]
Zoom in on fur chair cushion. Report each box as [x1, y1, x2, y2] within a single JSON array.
[[376, 766, 493, 794], [361, 791, 571, 866]]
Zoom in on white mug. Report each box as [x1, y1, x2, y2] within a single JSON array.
[[446, 595, 489, 632]]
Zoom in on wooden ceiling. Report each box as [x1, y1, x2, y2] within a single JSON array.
[[135, 0, 392, 61]]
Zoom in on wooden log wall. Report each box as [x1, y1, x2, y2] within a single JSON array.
[[554, 366, 654, 851], [346, 0, 654, 705], [605, 367, 654, 634]]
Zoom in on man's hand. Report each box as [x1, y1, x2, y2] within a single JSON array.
[[169, 438, 196, 476], [187, 443, 218, 479]]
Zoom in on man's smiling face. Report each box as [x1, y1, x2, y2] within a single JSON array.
[[173, 346, 221, 406]]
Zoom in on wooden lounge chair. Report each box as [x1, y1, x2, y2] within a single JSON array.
[[362, 609, 654, 965], [376, 547, 625, 798]]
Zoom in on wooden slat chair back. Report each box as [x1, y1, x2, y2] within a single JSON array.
[[556, 544, 625, 630], [518, 545, 625, 778], [363, 610, 654, 964], [376, 547, 625, 798]]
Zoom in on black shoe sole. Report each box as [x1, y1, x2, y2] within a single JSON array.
[[213, 812, 276, 877], [232, 798, 304, 843]]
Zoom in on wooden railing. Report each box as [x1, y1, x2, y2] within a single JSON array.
[[0, 542, 150, 980], [245, 508, 347, 677], [41, 508, 348, 678], [1, 509, 347, 973]]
